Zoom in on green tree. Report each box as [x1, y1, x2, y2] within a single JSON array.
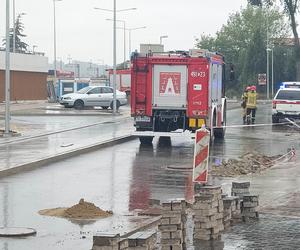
[[2, 14, 28, 52], [195, 5, 289, 96]]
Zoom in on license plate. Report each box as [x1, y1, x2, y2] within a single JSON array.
[[135, 116, 151, 122]]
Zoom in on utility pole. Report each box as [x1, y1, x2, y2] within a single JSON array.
[[5, 0, 11, 135], [113, 0, 117, 114]]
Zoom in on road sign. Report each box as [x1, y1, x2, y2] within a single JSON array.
[[258, 73, 267, 85], [193, 127, 210, 184]]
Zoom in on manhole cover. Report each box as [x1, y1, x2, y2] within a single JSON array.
[[0, 227, 37, 237]]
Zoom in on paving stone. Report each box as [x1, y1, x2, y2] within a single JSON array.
[[243, 201, 259, 207], [161, 238, 182, 245], [161, 218, 170, 225], [243, 194, 259, 202], [193, 207, 218, 217], [232, 182, 251, 189], [170, 217, 182, 225], [158, 225, 179, 232], [93, 233, 120, 246], [161, 245, 182, 250]]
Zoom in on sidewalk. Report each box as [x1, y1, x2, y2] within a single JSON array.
[[0, 101, 134, 177]]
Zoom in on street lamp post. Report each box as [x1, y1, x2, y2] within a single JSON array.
[[5, 0, 11, 135], [94, 5, 136, 114], [13, 0, 15, 53], [160, 35, 168, 45], [128, 26, 146, 57], [106, 18, 126, 64], [271, 48, 274, 97], [267, 48, 270, 99], [53, 0, 62, 102]]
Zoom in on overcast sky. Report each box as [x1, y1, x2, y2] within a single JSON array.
[[0, 0, 249, 65]]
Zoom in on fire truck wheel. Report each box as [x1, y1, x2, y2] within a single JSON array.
[[139, 136, 154, 145], [214, 128, 225, 139], [74, 100, 84, 109]]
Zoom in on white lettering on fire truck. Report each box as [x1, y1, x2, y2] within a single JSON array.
[[191, 71, 206, 78]]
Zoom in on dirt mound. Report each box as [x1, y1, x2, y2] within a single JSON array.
[[211, 152, 281, 177], [39, 199, 113, 219]]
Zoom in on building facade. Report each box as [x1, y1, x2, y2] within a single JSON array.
[[0, 52, 48, 102]]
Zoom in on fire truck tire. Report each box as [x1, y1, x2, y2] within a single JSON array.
[[139, 136, 154, 145], [214, 127, 225, 139], [74, 100, 84, 109]]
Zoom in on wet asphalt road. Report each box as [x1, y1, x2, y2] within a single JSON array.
[[0, 103, 300, 250]]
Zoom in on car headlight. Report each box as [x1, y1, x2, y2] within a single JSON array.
[[64, 97, 72, 100]]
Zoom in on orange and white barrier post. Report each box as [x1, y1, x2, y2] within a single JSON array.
[[193, 127, 210, 184]]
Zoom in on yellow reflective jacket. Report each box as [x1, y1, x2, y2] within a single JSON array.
[[246, 91, 257, 108]]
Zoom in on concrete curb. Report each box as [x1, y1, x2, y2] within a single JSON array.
[[0, 134, 135, 179]]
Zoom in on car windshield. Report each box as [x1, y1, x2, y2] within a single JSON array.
[[77, 86, 93, 94], [276, 90, 300, 100]]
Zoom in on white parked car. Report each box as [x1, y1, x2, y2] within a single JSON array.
[[59, 86, 127, 110], [272, 87, 300, 123]]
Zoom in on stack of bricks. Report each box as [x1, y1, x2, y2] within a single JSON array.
[[231, 182, 250, 198], [92, 231, 157, 250], [92, 233, 121, 250], [222, 197, 234, 229], [193, 185, 224, 240], [159, 199, 186, 250], [241, 194, 259, 221], [231, 196, 242, 223], [127, 231, 157, 250]]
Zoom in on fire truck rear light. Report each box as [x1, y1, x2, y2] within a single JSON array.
[[189, 118, 196, 127], [198, 119, 205, 127]]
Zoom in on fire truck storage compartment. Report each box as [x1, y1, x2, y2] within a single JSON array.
[[152, 65, 187, 109]]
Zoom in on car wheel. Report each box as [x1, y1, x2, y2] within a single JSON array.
[[110, 100, 121, 110], [272, 115, 279, 123], [74, 100, 84, 110]]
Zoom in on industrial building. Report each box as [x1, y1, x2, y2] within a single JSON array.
[[0, 51, 48, 102]]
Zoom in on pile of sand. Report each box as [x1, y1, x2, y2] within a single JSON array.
[[211, 152, 281, 177], [39, 199, 113, 219]]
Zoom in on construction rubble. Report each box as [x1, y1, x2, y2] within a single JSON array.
[[211, 152, 282, 177]]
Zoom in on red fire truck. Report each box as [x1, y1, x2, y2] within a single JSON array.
[[131, 49, 227, 144], [108, 69, 131, 94]]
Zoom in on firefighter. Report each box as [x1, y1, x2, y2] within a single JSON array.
[[241, 86, 250, 124], [246, 85, 257, 124]]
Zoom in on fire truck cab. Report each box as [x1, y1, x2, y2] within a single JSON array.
[[131, 49, 226, 144]]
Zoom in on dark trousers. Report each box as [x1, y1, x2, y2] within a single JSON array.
[[246, 108, 256, 123]]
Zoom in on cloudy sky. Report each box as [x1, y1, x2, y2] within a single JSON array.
[[0, 0, 248, 65]]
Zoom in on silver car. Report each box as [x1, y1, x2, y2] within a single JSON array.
[[59, 86, 127, 109]]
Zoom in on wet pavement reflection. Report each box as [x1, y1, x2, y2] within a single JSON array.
[[0, 104, 300, 249]]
